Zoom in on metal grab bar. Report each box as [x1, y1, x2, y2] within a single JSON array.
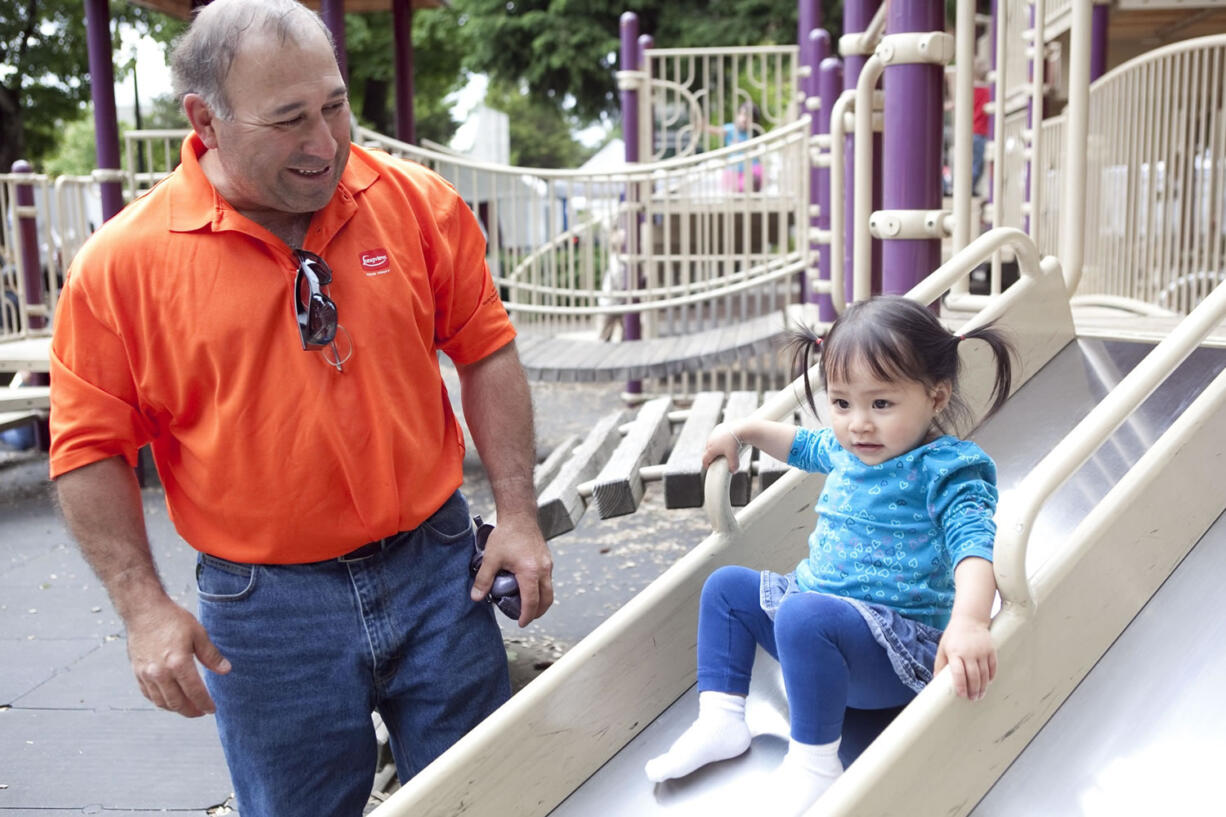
[[992, 277, 1226, 612]]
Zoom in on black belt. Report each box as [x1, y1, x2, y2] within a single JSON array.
[[336, 531, 407, 563]]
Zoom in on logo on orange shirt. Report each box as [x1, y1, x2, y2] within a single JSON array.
[[361, 248, 391, 276]]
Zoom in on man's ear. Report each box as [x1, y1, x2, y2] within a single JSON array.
[[183, 94, 220, 149], [931, 380, 952, 413]]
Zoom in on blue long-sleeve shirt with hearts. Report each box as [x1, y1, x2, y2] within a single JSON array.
[[787, 427, 998, 629]]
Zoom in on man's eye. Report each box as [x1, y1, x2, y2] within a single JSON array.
[[276, 116, 304, 128], [324, 101, 348, 115]]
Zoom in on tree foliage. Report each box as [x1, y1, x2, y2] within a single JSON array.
[[451, 0, 845, 124], [485, 81, 599, 169], [0, 0, 184, 172]]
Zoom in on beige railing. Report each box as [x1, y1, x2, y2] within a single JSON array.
[[640, 45, 800, 162], [0, 171, 78, 341], [358, 120, 812, 391], [1077, 35, 1226, 314]]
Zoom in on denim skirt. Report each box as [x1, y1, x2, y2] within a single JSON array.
[[759, 570, 943, 693]]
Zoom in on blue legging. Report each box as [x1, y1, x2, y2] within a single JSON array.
[[697, 565, 917, 744]]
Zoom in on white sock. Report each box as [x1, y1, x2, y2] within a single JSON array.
[[644, 691, 751, 783], [763, 738, 843, 817]]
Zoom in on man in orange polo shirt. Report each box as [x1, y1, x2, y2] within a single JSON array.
[[49, 1, 553, 813]]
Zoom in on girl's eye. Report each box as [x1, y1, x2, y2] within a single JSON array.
[[873, 399, 891, 409], [832, 399, 850, 410]]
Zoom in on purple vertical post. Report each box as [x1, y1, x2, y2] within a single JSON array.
[[843, 0, 883, 300], [392, 0, 416, 144], [798, 0, 814, 299], [805, 30, 831, 308], [1090, 4, 1109, 81], [84, 0, 124, 221], [987, 0, 998, 208], [817, 57, 842, 321], [12, 160, 49, 447], [881, 1, 945, 293], [620, 12, 642, 394], [12, 162, 46, 333], [319, 0, 348, 84]]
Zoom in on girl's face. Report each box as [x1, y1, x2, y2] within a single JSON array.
[[826, 358, 951, 466]]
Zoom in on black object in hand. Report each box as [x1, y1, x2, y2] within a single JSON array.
[[469, 515, 522, 620]]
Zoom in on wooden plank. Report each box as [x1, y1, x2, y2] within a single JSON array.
[[0, 336, 52, 374], [721, 391, 759, 505], [592, 396, 672, 518], [533, 434, 580, 494], [662, 391, 725, 509], [0, 386, 50, 412], [535, 410, 626, 539]]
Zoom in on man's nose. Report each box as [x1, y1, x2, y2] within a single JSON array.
[[302, 114, 338, 158]]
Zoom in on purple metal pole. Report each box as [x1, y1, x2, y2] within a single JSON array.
[[319, 0, 348, 84], [84, 0, 124, 221], [881, 1, 944, 293], [805, 29, 831, 309], [817, 56, 842, 321], [843, 0, 883, 300], [988, 0, 998, 209], [12, 160, 49, 448], [392, 0, 416, 144], [12, 162, 46, 333], [620, 12, 642, 394], [1090, 3, 1109, 81]]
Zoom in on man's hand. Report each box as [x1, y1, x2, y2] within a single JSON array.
[[470, 513, 553, 628], [127, 598, 231, 717], [933, 614, 996, 701]]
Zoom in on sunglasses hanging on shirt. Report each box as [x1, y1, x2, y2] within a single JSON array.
[[293, 249, 352, 372]]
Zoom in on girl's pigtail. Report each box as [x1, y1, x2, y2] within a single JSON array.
[[787, 325, 825, 418], [959, 323, 1016, 419]]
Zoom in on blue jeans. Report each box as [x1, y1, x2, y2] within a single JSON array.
[[972, 132, 987, 193], [196, 491, 509, 817], [697, 565, 916, 745]]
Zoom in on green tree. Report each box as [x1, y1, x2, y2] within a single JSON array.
[[485, 81, 599, 168], [451, 0, 844, 124], [345, 6, 467, 146], [0, 1, 183, 173], [42, 93, 187, 178]]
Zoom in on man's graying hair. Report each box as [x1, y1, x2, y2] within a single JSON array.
[[170, 0, 336, 120]]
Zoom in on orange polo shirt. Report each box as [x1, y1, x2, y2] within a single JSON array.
[[49, 134, 516, 563]]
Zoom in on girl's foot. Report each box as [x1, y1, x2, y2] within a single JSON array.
[[644, 691, 751, 783], [761, 738, 843, 817]]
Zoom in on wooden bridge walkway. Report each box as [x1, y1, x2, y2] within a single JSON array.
[[531, 390, 802, 539], [515, 305, 817, 383]]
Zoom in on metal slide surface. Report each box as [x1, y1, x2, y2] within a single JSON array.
[[550, 338, 1226, 816]]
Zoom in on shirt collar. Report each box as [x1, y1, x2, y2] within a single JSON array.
[[166, 132, 379, 236]]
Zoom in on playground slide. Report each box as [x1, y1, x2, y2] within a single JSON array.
[[368, 237, 1226, 816], [549, 333, 1226, 816]]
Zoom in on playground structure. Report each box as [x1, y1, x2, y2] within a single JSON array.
[[1, 0, 1225, 813]]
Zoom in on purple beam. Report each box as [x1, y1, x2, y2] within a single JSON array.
[[620, 12, 642, 394], [12, 161, 46, 333], [319, 0, 348, 84], [392, 0, 416, 143], [1091, 3, 1109, 81], [84, 0, 124, 221], [881, 1, 944, 294], [817, 56, 842, 321], [797, 0, 824, 305], [843, 0, 883, 300], [805, 29, 831, 309]]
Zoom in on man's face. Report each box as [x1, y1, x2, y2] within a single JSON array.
[[205, 24, 351, 218]]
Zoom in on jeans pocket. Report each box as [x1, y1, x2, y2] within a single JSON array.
[[196, 553, 257, 603], [419, 491, 473, 544]]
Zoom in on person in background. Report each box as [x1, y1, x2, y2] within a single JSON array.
[[48, 2, 553, 815]]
